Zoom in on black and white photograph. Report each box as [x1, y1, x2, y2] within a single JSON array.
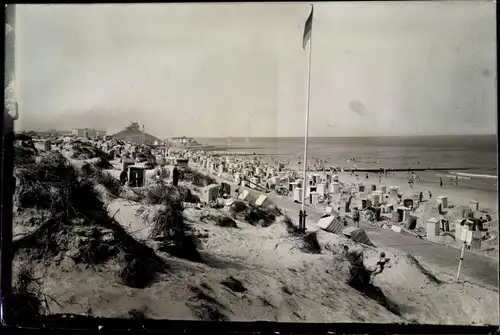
[[5, 2, 498, 325]]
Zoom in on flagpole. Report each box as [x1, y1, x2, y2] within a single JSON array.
[[143, 125, 145, 146], [300, 5, 313, 230]]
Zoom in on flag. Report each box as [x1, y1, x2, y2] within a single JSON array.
[[302, 6, 314, 50]]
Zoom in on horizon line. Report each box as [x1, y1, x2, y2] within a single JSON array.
[[193, 134, 496, 139], [17, 129, 496, 139]]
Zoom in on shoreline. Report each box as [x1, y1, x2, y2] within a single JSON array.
[[185, 148, 497, 260], [187, 159, 499, 265], [198, 148, 497, 183], [188, 158, 497, 219], [187, 151, 497, 217], [12, 135, 499, 323]]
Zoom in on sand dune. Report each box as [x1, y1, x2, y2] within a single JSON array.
[[10, 138, 498, 325]]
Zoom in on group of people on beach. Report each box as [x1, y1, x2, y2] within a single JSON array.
[[438, 176, 460, 188], [406, 171, 421, 188]]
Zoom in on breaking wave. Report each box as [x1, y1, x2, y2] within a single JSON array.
[[450, 172, 497, 180]]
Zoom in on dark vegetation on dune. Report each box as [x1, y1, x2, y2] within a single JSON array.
[[282, 214, 301, 236], [15, 145, 37, 165], [9, 267, 55, 322], [186, 285, 229, 321], [81, 162, 122, 197], [179, 168, 216, 187], [13, 152, 167, 294], [93, 156, 113, 169], [71, 141, 112, 160], [216, 216, 238, 228], [200, 214, 238, 228], [229, 200, 281, 227], [300, 231, 322, 254], [134, 183, 200, 205], [148, 188, 202, 262], [15, 152, 77, 210], [344, 248, 401, 316], [135, 151, 156, 166]]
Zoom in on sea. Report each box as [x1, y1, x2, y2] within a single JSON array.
[[196, 135, 498, 193]]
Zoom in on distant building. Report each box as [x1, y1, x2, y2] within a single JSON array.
[[72, 128, 106, 138], [128, 122, 141, 131], [34, 129, 72, 138], [110, 122, 160, 144], [96, 130, 107, 137], [171, 136, 199, 145]]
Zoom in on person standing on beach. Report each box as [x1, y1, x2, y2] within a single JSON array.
[[353, 207, 360, 228], [120, 169, 128, 185], [172, 165, 179, 187], [439, 177, 443, 188], [428, 191, 432, 200], [408, 178, 414, 189], [455, 176, 459, 186]]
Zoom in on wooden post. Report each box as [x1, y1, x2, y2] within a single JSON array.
[[298, 210, 303, 233], [301, 211, 304, 233], [456, 241, 466, 282], [300, 210, 307, 234]]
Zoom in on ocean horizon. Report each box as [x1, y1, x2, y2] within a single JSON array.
[[196, 134, 496, 138], [195, 135, 496, 150], [195, 135, 497, 192]]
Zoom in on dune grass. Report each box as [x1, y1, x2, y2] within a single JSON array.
[[71, 142, 112, 160], [149, 192, 202, 262], [139, 183, 200, 205], [300, 231, 321, 254], [282, 214, 301, 235], [9, 266, 54, 321], [81, 163, 122, 197], [229, 200, 280, 227], [13, 152, 166, 288], [180, 168, 216, 187]]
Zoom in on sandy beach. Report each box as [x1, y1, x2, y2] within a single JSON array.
[[8, 2, 499, 329], [187, 155, 499, 264], [8, 134, 498, 326], [337, 171, 497, 216]]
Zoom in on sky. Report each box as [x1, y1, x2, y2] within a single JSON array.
[[14, 2, 497, 138]]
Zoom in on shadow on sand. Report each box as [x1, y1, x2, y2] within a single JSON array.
[[349, 281, 401, 316], [199, 252, 247, 270]]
